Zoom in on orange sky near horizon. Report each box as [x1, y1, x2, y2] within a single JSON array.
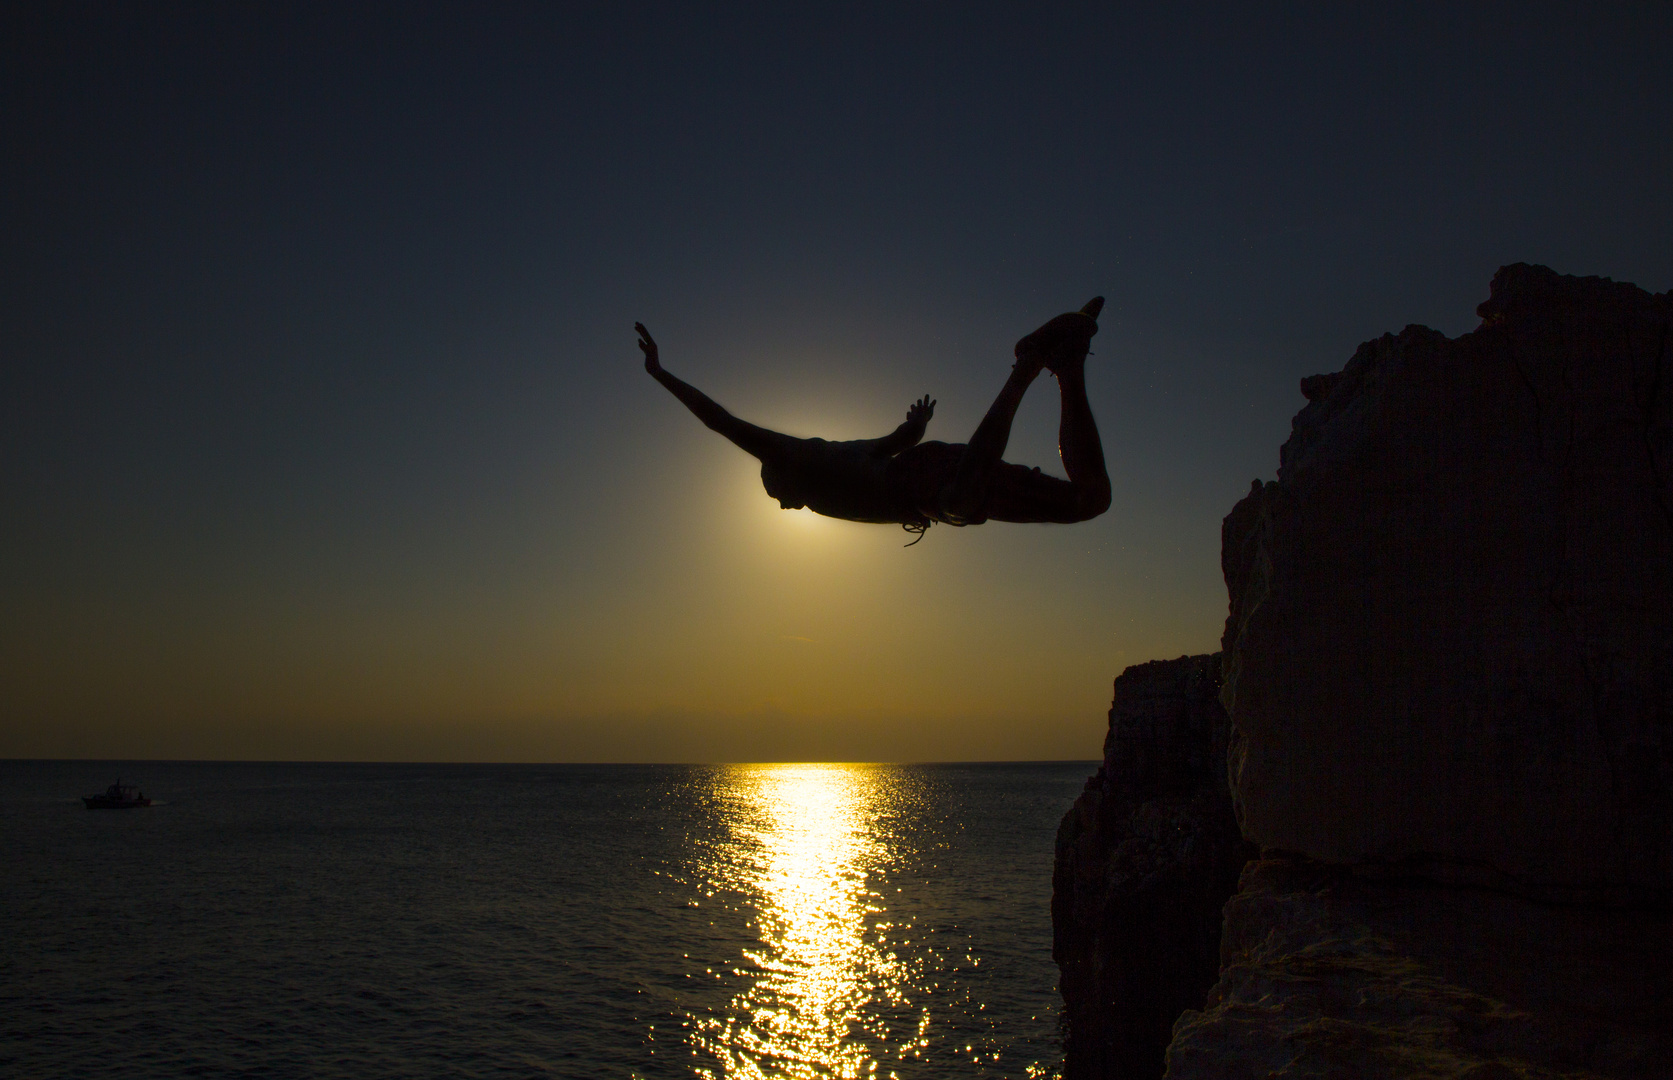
[[4, 375, 1234, 762]]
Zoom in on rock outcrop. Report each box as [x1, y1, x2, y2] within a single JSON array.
[[1053, 654, 1256, 1079], [1178, 267, 1673, 1077], [1055, 265, 1673, 1078], [1220, 264, 1673, 902], [1167, 858, 1673, 1079]]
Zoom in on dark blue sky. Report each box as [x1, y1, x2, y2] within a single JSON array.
[[5, 3, 1670, 760]]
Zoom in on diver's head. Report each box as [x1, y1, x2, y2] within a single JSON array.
[[760, 461, 806, 510]]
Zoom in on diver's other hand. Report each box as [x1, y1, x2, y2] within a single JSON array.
[[635, 322, 661, 374], [907, 395, 935, 426]]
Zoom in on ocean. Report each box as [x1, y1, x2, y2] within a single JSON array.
[[1, 760, 1092, 1079]]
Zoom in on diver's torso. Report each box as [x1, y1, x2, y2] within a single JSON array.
[[783, 438, 963, 525]]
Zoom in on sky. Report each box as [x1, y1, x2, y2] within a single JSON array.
[[4, 3, 1670, 762]]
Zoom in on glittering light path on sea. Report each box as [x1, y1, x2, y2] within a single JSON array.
[[690, 765, 927, 1079]]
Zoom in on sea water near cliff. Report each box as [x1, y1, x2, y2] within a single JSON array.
[[2, 760, 1088, 1079]]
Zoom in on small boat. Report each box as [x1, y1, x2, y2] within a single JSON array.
[[82, 779, 152, 809]]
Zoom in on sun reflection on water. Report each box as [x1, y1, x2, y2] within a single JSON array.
[[690, 764, 925, 1079]]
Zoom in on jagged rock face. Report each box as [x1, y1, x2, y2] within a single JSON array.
[[1221, 265, 1673, 901], [1052, 654, 1256, 1080], [1167, 858, 1673, 1079]]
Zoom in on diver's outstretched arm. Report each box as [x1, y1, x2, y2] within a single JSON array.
[[862, 395, 935, 457], [637, 323, 792, 461]]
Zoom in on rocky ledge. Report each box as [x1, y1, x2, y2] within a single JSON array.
[[1167, 858, 1673, 1079], [1056, 265, 1673, 1078], [1053, 654, 1257, 1079]]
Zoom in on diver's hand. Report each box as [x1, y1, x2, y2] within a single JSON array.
[[635, 322, 661, 374], [907, 395, 935, 427]]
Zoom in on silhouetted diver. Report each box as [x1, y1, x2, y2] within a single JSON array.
[[637, 298, 1110, 543]]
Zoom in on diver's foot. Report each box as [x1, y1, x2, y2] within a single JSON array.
[[1014, 297, 1103, 374]]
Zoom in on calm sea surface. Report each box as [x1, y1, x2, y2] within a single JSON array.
[[1, 761, 1091, 1079]]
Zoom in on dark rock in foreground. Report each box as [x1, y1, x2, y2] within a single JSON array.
[[1053, 654, 1256, 1080], [1168, 858, 1673, 1079]]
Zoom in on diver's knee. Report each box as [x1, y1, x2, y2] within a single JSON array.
[[1074, 482, 1111, 521]]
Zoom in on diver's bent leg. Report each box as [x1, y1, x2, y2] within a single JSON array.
[[943, 298, 1108, 524], [943, 359, 1044, 522], [983, 464, 1084, 524], [1053, 362, 1111, 519]]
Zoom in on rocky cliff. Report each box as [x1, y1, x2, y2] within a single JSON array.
[[1056, 265, 1673, 1078], [1053, 654, 1256, 1078], [1222, 263, 1673, 902]]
